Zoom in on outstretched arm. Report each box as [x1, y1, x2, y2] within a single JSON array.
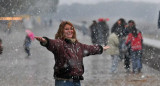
[[35, 36, 57, 53], [35, 37, 47, 44]]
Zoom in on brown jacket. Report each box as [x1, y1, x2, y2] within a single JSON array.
[[40, 37, 103, 80]]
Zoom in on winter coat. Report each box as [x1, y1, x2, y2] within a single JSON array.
[[106, 33, 119, 55], [125, 32, 143, 51], [24, 36, 31, 47], [97, 21, 109, 45], [40, 37, 103, 80], [89, 23, 98, 44]]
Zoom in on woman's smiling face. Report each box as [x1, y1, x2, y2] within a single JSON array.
[[63, 24, 74, 38]]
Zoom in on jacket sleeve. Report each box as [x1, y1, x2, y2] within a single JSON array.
[[40, 37, 56, 53], [114, 34, 119, 47], [125, 33, 132, 45], [80, 43, 103, 57]]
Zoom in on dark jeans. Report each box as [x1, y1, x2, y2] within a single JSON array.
[[124, 54, 130, 69], [124, 48, 131, 69], [55, 80, 81, 86], [24, 47, 30, 56], [131, 50, 142, 72]]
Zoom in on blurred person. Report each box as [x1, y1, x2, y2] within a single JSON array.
[[125, 25, 143, 73], [106, 30, 120, 73], [0, 38, 3, 54], [24, 35, 31, 56], [23, 30, 34, 57], [35, 21, 110, 86], [158, 11, 160, 29], [5, 20, 12, 34], [124, 20, 136, 72], [81, 21, 87, 35], [111, 18, 127, 60], [97, 18, 109, 46], [89, 20, 98, 44]]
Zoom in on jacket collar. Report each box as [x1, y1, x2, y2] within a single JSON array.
[[64, 38, 76, 44]]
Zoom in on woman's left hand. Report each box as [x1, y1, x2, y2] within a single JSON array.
[[103, 46, 110, 50]]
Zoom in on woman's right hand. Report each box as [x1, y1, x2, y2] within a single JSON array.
[[35, 37, 47, 43]]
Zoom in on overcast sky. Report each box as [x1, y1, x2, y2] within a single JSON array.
[[59, 0, 160, 5]]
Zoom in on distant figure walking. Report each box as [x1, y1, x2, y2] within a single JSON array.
[[97, 18, 109, 46], [123, 20, 136, 72], [106, 30, 120, 73], [0, 38, 3, 54], [158, 11, 160, 29], [125, 25, 143, 73], [89, 20, 98, 44], [23, 29, 34, 56], [111, 18, 127, 60]]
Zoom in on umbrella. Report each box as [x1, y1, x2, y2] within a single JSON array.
[[25, 29, 35, 40]]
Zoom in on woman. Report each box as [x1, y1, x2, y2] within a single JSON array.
[[111, 18, 127, 60], [124, 20, 136, 72], [106, 31, 120, 73], [125, 25, 143, 73], [35, 21, 109, 86]]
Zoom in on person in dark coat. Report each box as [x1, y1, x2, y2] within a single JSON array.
[[89, 20, 98, 44], [111, 18, 127, 60], [97, 18, 109, 45], [35, 21, 110, 86], [158, 11, 160, 29], [23, 35, 32, 56], [0, 38, 3, 54]]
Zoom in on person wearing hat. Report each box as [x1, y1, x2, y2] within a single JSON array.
[[97, 18, 109, 45]]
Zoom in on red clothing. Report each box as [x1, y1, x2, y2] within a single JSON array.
[[40, 37, 103, 80], [125, 32, 143, 51]]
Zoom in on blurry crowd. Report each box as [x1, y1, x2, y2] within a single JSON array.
[[89, 18, 109, 46], [88, 18, 143, 74]]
